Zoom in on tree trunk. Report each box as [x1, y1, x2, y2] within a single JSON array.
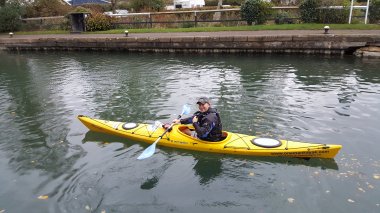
[[111, 0, 117, 14]]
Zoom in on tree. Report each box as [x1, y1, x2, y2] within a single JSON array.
[[24, 0, 70, 18], [110, 0, 117, 13], [128, 0, 164, 12], [0, 2, 23, 32]]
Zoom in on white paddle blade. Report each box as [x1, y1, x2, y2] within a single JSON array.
[[181, 104, 191, 116], [137, 141, 157, 160]]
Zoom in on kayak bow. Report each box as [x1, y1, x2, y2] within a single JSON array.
[[78, 115, 342, 159]]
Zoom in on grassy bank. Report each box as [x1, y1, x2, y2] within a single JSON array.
[[9, 24, 380, 35]]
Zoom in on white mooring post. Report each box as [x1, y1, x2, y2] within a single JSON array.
[[364, 0, 370, 24], [349, 0, 354, 24]]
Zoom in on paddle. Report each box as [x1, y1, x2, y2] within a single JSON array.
[[137, 104, 191, 160]]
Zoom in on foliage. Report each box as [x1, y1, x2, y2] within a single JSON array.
[[317, 0, 350, 24], [85, 13, 114, 31], [128, 0, 164, 12], [300, 0, 350, 24], [0, 2, 23, 32], [24, 0, 71, 18], [274, 11, 294, 24], [79, 3, 111, 13], [71, 6, 92, 14], [369, 0, 380, 23], [240, 0, 272, 25], [299, 0, 319, 23]]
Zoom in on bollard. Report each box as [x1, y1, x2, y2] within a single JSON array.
[[324, 26, 330, 34], [125, 30, 129, 37]]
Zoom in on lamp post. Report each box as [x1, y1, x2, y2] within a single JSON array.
[[124, 30, 128, 37], [9, 32, 14, 38]]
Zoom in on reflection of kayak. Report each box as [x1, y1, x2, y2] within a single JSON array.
[[78, 115, 342, 159]]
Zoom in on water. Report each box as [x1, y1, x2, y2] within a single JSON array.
[[0, 52, 380, 213]]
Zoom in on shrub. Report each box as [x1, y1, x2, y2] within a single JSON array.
[[317, 0, 350, 24], [0, 3, 23, 32], [24, 0, 71, 18], [128, 0, 164, 12], [274, 11, 294, 24], [85, 13, 113, 31], [299, 0, 319, 23], [240, 0, 272, 25], [369, 0, 380, 23]]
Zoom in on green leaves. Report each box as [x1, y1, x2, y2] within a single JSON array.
[[369, 0, 380, 23], [0, 2, 23, 32], [299, 0, 319, 23], [240, 0, 272, 25], [85, 13, 114, 32]]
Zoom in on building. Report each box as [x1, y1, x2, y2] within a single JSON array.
[[173, 0, 205, 9]]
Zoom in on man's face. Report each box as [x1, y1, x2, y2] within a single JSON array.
[[198, 103, 210, 112]]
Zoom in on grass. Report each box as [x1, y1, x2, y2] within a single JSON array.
[[6, 23, 380, 35]]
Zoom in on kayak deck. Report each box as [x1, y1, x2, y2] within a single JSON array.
[[78, 115, 342, 159]]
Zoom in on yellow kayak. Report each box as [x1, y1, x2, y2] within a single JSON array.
[[78, 115, 342, 159]]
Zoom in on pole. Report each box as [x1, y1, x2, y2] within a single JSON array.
[[364, 0, 370, 24], [349, 0, 354, 24], [194, 11, 197, 27]]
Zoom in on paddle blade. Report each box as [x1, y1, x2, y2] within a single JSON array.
[[137, 141, 157, 160], [181, 104, 191, 116]]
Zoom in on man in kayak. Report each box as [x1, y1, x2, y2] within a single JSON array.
[[173, 97, 223, 142]]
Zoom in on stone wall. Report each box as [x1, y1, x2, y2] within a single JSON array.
[[1, 34, 379, 56]]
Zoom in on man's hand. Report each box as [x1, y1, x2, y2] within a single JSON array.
[[172, 119, 181, 124], [192, 116, 198, 123]]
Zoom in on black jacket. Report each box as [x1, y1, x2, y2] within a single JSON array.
[[180, 108, 223, 142]]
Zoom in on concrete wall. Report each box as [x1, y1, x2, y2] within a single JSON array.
[[1, 34, 379, 56]]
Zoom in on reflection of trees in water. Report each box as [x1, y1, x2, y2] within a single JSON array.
[[193, 157, 223, 185], [0, 53, 83, 176]]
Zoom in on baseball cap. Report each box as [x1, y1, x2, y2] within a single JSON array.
[[196, 97, 210, 105]]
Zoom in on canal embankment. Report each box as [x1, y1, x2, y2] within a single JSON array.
[[1, 30, 380, 57]]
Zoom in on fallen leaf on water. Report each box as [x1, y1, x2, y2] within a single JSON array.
[[358, 187, 365, 193], [325, 190, 330, 194], [249, 172, 255, 176], [0, 209, 5, 213], [38, 195, 48, 200], [101, 210, 106, 213], [373, 174, 380, 179], [347, 199, 355, 203], [288, 198, 295, 203], [85, 205, 91, 211], [368, 184, 374, 189]]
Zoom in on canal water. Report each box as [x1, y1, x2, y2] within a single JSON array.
[[0, 52, 379, 213]]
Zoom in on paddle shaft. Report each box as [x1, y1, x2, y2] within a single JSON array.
[[152, 114, 183, 145]]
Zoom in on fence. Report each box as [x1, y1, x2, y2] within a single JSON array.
[[19, 6, 372, 31], [111, 7, 300, 29]]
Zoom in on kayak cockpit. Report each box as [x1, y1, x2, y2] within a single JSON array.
[[176, 125, 229, 143]]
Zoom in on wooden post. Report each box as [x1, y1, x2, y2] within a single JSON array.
[[194, 11, 197, 27], [149, 13, 152, 28]]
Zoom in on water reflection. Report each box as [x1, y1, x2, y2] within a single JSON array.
[[83, 131, 339, 171]]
